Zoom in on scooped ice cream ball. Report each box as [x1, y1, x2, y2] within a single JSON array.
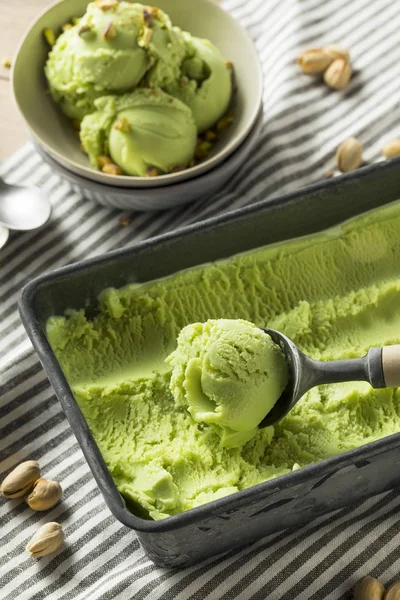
[[80, 89, 197, 175]]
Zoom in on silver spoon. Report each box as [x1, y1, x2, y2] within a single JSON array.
[[0, 177, 51, 231], [260, 328, 400, 428]]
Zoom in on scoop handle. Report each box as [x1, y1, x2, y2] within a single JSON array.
[[382, 345, 400, 388]]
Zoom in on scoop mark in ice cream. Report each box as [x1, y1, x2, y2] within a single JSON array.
[[46, 202, 400, 520], [44, 1, 233, 174]]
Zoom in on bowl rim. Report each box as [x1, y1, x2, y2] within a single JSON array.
[[12, 0, 264, 188]]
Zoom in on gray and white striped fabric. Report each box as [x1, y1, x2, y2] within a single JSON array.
[[1, 0, 400, 597]]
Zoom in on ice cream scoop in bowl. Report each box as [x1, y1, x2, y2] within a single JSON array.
[[12, 0, 263, 190], [260, 328, 400, 427]]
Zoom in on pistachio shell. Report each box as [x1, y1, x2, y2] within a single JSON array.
[[1, 460, 40, 498], [297, 49, 333, 74], [324, 58, 352, 89], [382, 139, 400, 159], [354, 575, 385, 600], [26, 522, 64, 558], [26, 478, 62, 511], [385, 581, 400, 600], [322, 44, 350, 61], [336, 138, 363, 173]]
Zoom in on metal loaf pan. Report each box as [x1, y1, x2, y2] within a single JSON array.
[[19, 158, 400, 568]]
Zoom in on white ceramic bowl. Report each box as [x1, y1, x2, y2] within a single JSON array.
[[13, 0, 263, 189], [33, 108, 263, 210]]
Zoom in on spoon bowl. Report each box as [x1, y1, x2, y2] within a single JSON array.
[[0, 178, 51, 231]]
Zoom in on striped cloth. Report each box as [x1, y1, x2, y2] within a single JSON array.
[[1, 0, 400, 597]]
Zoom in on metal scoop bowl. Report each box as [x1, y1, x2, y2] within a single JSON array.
[[259, 328, 400, 428]]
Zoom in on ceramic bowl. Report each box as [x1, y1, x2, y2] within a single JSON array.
[[12, 0, 263, 189], [32, 108, 263, 210]]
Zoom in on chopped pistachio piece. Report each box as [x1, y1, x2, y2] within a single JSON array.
[[143, 8, 153, 26], [61, 23, 73, 32], [103, 21, 117, 40], [1, 57, 11, 69], [141, 26, 152, 47], [114, 116, 131, 133], [102, 163, 122, 175], [119, 215, 131, 226], [216, 113, 233, 131], [96, 0, 119, 10], [78, 24, 95, 39], [170, 165, 185, 173], [43, 28, 56, 47], [145, 167, 159, 177], [205, 130, 217, 142], [97, 155, 113, 168], [195, 140, 213, 160]]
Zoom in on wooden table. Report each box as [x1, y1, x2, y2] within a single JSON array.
[[0, 0, 50, 161]]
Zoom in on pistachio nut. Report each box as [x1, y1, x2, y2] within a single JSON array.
[[96, 0, 119, 10], [1, 460, 40, 498], [43, 28, 56, 48], [297, 49, 333, 74], [324, 57, 352, 89], [216, 113, 233, 131], [26, 479, 62, 511], [26, 522, 64, 558], [102, 163, 122, 175], [145, 166, 159, 177], [114, 116, 131, 133], [336, 137, 363, 173], [322, 44, 350, 61], [140, 26, 153, 47], [143, 8, 153, 26], [103, 22, 117, 41], [78, 24, 96, 40], [382, 139, 400, 159], [97, 155, 113, 168], [385, 581, 400, 600], [1, 57, 12, 69], [354, 576, 385, 600]]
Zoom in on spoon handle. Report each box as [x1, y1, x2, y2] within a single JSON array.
[[381, 345, 400, 387], [306, 346, 386, 389]]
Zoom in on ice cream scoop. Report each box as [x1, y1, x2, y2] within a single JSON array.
[[260, 328, 400, 427], [167, 319, 288, 447]]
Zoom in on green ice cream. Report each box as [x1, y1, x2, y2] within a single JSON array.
[[166, 320, 288, 448], [166, 36, 232, 132], [80, 89, 197, 175], [47, 200, 400, 520], [44, 2, 189, 120]]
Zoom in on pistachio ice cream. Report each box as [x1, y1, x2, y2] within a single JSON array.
[[80, 89, 197, 175], [44, 0, 233, 173], [47, 201, 400, 520]]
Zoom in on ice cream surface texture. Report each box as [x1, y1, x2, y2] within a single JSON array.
[[80, 90, 197, 175], [46, 201, 400, 520], [166, 320, 288, 448], [44, 1, 233, 169]]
